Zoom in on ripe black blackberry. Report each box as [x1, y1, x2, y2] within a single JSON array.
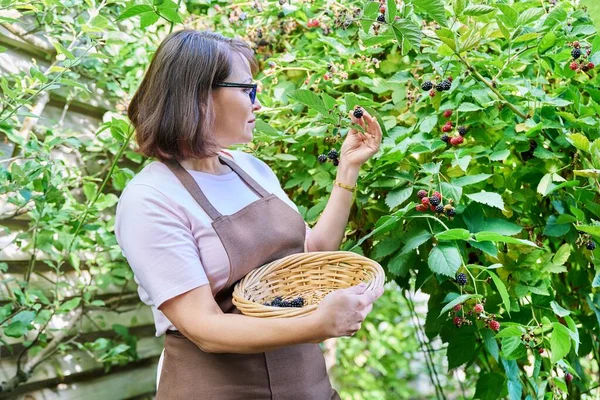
[[417, 190, 428, 199], [377, 14, 385, 23], [318, 154, 328, 164], [353, 107, 364, 118], [441, 134, 450, 143], [328, 149, 339, 160], [332, 158, 339, 166], [435, 204, 444, 213], [270, 296, 283, 307], [436, 80, 451, 92], [421, 81, 433, 91], [458, 126, 467, 136], [446, 208, 456, 217], [290, 297, 305, 307], [571, 48, 582, 59], [455, 273, 468, 286], [587, 240, 596, 250], [429, 196, 441, 207]]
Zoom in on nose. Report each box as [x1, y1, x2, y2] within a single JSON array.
[[253, 97, 262, 110]]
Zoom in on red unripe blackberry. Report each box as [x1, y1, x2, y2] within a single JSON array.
[[417, 190, 428, 199], [570, 61, 578, 71], [421, 197, 430, 205], [379, 6, 386, 13], [323, 73, 331, 80], [453, 316, 461, 326], [442, 124, 452, 133], [573, 41, 580, 48], [432, 191, 441, 200], [453, 304, 462, 312], [474, 304, 484, 313], [488, 320, 500, 332], [447, 76, 453, 82], [429, 90, 436, 97], [588, 62, 595, 69], [443, 109, 453, 118], [416, 204, 428, 212], [565, 372, 573, 383], [538, 348, 544, 355]]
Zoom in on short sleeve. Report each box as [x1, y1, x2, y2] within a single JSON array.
[[115, 184, 209, 308]]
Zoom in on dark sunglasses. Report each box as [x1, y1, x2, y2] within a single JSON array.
[[213, 82, 258, 104]]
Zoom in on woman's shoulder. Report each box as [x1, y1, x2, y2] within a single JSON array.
[[226, 149, 275, 179]]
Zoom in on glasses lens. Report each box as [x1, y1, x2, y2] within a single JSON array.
[[249, 86, 256, 104]]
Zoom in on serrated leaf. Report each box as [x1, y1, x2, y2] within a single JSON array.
[[475, 231, 538, 247], [457, 102, 482, 112], [117, 5, 154, 21], [567, 133, 590, 152], [463, 5, 496, 16], [537, 173, 554, 196], [485, 270, 511, 315], [428, 244, 461, 277], [411, 0, 448, 26], [439, 293, 477, 317], [385, 186, 413, 211], [550, 301, 570, 317], [400, 229, 432, 254], [435, 228, 471, 241], [451, 174, 491, 187], [482, 330, 499, 362], [552, 243, 570, 265], [388, 251, 415, 277], [551, 323, 571, 364], [466, 192, 505, 210], [575, 225, 600, 238], [392, 19, 422, 50], [564, 315, 579, 354]]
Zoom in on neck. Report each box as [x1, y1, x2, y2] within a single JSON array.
[[179, 155, 231, 175]]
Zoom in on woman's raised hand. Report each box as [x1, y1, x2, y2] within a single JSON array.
[[339, 107, 382, 168]]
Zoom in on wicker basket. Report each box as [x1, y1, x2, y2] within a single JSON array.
[[232, 251, 385, 318]]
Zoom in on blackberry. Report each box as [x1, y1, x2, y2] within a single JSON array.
[[421, 81, 433, 91], [417, 190, 428, 199], [455, 273, 468, 286], [565, 372, 573, 383], [458, 126, 467, 136], [332, 158, 339, 166], [446, 208, 456, 217], [429, 196, 441, 207], [318, 154, 328, 164], [353, 107, 364, 118], [377, 14, 385, 23], [441, 134, 450, 143], [571, 48, 582, 59], [327, 149, 339, 160], [290, 297, 305, 307], [271, 296, 283, 307], [435, 204, 444, 213], [436, 80, 451, 92], [587, 240, 596, 250]]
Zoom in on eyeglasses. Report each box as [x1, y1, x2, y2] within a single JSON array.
[[213, 82, 258, 104]]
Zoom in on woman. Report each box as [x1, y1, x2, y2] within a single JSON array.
[[115, 29, 384, 399]]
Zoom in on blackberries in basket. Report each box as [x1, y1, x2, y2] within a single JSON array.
[[421, 81, 433, 91], [264, 296, 305, 308]]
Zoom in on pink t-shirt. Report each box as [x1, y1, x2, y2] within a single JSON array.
[[114, 150, 311, 336]]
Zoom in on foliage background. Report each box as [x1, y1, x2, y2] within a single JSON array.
[[1, 0, 600, 398]]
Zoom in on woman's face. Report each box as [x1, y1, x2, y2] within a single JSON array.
[[211, 52, 262, 148]]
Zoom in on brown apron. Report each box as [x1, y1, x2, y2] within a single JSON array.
[[155, 155, 340, 400]]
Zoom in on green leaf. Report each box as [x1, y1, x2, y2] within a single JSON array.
[[388, 251, 415, 277], [551, 323, 571, 363], [575, 225, 600, 238], [463, 5, 496, 16], [489, 149, 510, 161], [501, 359, 523, 400], [538, 31, 557, 54], [418, 115, 438, 133], [140, 11, 160, 28], [435, 228, 471, 241], [483, 219, 522, 235], [4, 321, 28, 338], [428, 244, 462, 277], [593, 271, 600, 288], [567, 133, 590, 152], [411, 0, 448, 26], [385, 186, 413, 211], [457, 102, 482, 112], [564, 315, 580, 354], [552, 244, 570, 265], [485, 270, 511, 315], [475, 373, 506, 400], [466, 191, 505, 210], [475, 231, 538, 247], [447, 326, 477, 369], [392, 20, 422, 50], [59, 297, 82, 313], [117, 5, 154, 21], [550, 301, 570, 317], [451, 174, 491, 187], [439, 294, 476, 316], [482, 329, 499, 361], [400, 229, 432, 254]]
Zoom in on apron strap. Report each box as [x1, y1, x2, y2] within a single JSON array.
[[163, 159, 223, 220], [217, 155, 271, 198], [163, 154, 272, 220]]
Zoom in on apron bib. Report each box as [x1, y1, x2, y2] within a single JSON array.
[[155, 155, 340, 400]]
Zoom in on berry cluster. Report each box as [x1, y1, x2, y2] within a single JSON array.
[[415, 190, 456, 217], [264, 296, 305, 308], [440, 121, 468, 146], [421, 77, 453, 97], [568, 41, 595, 73], [318, 148, 339, 166], [577, 235, 597, 251]]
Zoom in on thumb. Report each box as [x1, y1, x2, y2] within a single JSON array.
[[343, 282, 368, 295]]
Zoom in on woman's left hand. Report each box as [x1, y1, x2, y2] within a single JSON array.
[[339, 107, 382, 168]]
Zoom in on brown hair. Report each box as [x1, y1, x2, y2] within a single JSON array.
[[128, 29, 258, 161]]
